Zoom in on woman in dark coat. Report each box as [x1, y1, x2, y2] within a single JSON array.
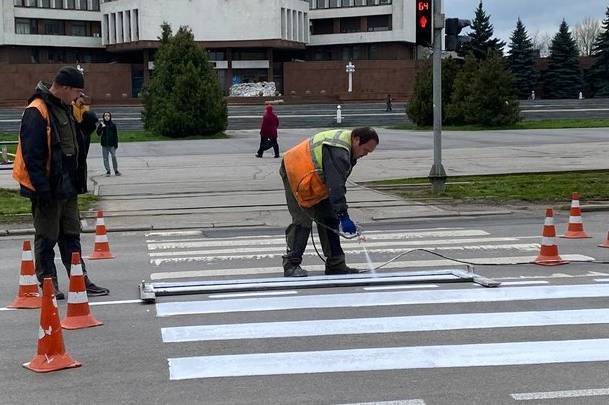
[[256, 104, 280, 158]]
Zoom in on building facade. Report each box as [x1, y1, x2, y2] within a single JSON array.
[[0, 0, 420, 103]]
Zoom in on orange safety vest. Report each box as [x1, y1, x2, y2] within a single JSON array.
[[12, 98, 52, 192], [283, 130, 352, 208]]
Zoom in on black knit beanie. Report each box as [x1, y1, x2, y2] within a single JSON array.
[[54, 66, 84, 88]]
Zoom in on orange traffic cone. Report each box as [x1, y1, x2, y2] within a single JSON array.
[[534, 208, 569, 266], [561, 192, 591, 238], [23, 278, 81, 373], [598, 229, 609, 248], [87, 210, 114, 260], [61, 252, 103, 330], [8, 240, 41, 309]]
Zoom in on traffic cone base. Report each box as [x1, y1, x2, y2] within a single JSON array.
[[560, 192, 591, 239], [533, 255, 569, 266], [61, 314, 103, 330], [599, 232, 609, 248], [8, 240, 41, 309], [87, 211, 114, 260], [8, 295, 42, 309], [23, 353, 81, 373], [24, 278, 81, 373]]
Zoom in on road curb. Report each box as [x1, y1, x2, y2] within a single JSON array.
[[2, 221, 268, 236], [372, 209, 513, 221]]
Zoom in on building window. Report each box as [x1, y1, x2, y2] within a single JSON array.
[[14, 0, 25, 6], [329, 0, 339, 7], [311, 18, 333, 35], [43, 20, 65, 35], [78, 0, 87, 10], [66, 0, 75, 9], [41, 0, 51, 7], [54, 0, 63, 9], [91, 0, 99, 10], [71, 21, 87, 36], [367, 14, 391, 31], [15, 18, 33, 34], [340, 17, 360, 33], [25, 0, 36, 6], [207, 50, 225, 61]]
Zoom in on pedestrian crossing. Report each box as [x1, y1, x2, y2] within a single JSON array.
[[146, 227, 609, 403]]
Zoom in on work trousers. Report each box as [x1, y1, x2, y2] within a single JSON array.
[[31, 196, 88, 285], [279, 161, 344, 268]]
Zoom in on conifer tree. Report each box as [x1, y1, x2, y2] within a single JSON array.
[[589, 6, 609, 96], [461, 1, 506, 59], [143, 23, 227, 137], [508, 18, 538, 99], [544, 20, 583, 99]]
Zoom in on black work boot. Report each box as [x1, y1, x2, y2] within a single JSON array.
[[282, 255, 308, 277], [324, 256, 366, 275], [84, 276, 110, 296], [51, 278, 65, 300]]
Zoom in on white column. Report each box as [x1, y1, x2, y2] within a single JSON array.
[[109, 13, 116, 44], [304, 12, 309, 43], [131, 9, 138, 41], [102, 13, 108, 45], [116, 12, 122, 43]]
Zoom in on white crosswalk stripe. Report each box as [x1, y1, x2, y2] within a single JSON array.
[[148, 226, 609, 404]]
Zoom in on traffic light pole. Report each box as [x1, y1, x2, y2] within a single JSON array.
[[428, 0, 447, 193]]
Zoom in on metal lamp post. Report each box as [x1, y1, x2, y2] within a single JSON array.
[[345, 61, 355, 93]]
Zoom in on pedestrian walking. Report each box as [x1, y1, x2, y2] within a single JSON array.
[[12, 66, 109, 299], [256, 104, 280, 158], [96, 111, 121, 176], [385, 94, 393, 112], [280, 127, 379, 277]]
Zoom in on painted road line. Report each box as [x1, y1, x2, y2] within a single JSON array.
[[363, 284, 439, 291], [150, 244, 542, 265], [338, 400, 426, 405], [161, 308, 609, 343], [89, 299, 142, 306], [208, 291, 298, 299], [145, 230, 203, 237], [511, 388, 609, 401], [168, 338, 609, 380], [145, 227, 462, 243], [147, 237, 522, 257], [594, 278, 609, 282], [149, 254, 593, 278], [491, 281, 549, 286], [156, 284, 609, 317], [146, 230, 491, 249]]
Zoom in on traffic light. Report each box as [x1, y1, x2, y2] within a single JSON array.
[[415, 0, 433, 46], [444, 18, 471, 52]]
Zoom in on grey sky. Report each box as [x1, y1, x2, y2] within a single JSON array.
[[445, 0, 608, 44]]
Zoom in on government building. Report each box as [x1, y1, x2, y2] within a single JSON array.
[[0, 0, 422, 103]]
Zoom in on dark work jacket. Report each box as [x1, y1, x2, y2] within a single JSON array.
[[96, 121, 118, 148], [322, 144, 356, 216], [19, 82, 85, 199]]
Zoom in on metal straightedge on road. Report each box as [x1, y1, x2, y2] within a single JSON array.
[[139, 268, 500, 303]]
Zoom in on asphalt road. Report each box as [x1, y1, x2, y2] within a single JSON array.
[[2, 118, 609, 403], [1, 98, 609, 133], [2, 214, 609, 404]]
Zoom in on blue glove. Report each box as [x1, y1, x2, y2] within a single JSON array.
[[339, 214, 357, 235]]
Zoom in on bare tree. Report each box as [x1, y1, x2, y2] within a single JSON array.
[[531, 30, 552, 57], [574, 17, 601, 56]]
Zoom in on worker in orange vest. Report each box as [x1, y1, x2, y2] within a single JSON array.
[[280, 127, 379, 277]]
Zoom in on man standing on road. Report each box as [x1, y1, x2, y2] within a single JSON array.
[[12, 66, 109, 299], [280, 127, 379, 277]]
